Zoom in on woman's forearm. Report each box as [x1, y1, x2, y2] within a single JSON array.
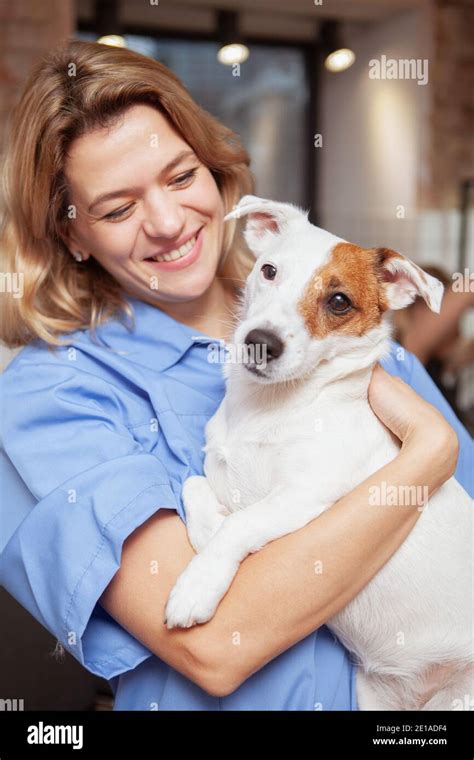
[[195, 426, 457, 694], [100, 420, 457, 698]]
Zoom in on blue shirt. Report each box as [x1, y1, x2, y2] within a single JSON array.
[[0, 295, 472, 711]]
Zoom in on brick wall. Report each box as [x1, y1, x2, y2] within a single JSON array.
[[422, 0, 474, 208], [0, 0, 74, 370], [0, 0, 74, 161]]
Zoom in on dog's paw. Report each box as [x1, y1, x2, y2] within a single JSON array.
[[181, 475, 207, 505], [182, 476, 226, 553], [187, 522, 222, 555], [163, 553, 236, 629]]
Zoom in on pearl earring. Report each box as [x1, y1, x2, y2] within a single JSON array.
[[72, 251, 83, 262]]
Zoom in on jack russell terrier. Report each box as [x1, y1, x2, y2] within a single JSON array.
[[164, 195, 473, 710]]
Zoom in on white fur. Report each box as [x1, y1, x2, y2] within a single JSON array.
[[165, 195, 473, 710]]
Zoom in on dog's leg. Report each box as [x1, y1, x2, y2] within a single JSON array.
[[182, 475, 227, 553], [356, 664, 474, 711], [164, 485, 320, 629], [421, 663, 474, 711], [356, 671, 395, 711], [356, 671, 411, 711]]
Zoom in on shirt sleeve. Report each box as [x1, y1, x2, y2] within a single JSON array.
[[0, 359, 184, 681], [381, 344, 473, 497]]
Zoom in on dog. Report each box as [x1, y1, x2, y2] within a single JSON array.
[[164, 195, 473, 710]]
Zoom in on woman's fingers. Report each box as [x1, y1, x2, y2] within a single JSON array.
[[368, 364, 456, 450]]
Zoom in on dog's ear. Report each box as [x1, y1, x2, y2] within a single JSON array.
[[224, 194, 308, 257], [375, 247, 444, 313]]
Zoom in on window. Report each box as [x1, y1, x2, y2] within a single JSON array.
[[77, 32, 309, 207]]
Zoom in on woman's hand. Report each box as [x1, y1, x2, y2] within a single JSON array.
[[368, 364, 459, 486]]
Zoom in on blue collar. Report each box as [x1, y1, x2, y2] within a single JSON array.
[[93, 295, 221, 373]]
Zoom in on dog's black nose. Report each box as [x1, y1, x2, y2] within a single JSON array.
[[244, 329, 284, 362]]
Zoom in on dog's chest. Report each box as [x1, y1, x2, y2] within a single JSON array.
[[203, 414, 287, 509], [202, 394, 397, 512]]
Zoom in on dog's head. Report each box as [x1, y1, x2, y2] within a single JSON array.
[[224, 195, 444, 384]]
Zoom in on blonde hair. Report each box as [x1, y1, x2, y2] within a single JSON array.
[[0, 40, 255, 347]]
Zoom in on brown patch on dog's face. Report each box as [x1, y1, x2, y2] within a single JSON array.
[[298, 243, 393, 339]]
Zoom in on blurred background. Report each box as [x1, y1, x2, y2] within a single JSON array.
[[0, 0, 472, 710]]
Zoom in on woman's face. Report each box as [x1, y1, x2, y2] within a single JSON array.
[[62, 104, 225, 306]]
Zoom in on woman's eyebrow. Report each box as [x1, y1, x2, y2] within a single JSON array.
[[87, 148, 197, 213]]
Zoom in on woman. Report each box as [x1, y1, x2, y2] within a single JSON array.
[[0, 40, 471, 711]]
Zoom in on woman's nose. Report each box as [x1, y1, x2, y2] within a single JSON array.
[[142, 190, 186, 239]]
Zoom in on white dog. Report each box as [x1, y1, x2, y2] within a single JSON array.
[[164, 195, 473, 710]]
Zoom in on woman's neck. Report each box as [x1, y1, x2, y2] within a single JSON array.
[[146, 277, 240, 342]]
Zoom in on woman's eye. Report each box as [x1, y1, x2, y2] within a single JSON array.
[[171, 167, 199, 187], [103, 168, 199, 221], [327, 292, 353, 315], [104, 203, 135, 221], [261, 263, 277, 280]]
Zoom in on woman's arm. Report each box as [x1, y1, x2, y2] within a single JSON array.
[[99, 367, 459, 697]]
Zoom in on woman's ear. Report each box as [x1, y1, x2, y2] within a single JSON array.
[[375, 247, 444, 313], [58, 223, 90, 262], [224, 194, 308, 258]]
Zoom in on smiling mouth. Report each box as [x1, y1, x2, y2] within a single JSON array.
[[144, 228, 202, 263]]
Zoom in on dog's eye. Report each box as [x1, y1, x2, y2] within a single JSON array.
[[327, 292, 352, 314], [261, 263, 277, 281]]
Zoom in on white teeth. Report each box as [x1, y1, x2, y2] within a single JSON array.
[[149, 233, 197, 263]]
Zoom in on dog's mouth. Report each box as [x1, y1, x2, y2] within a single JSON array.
[[245, 363, 268, 378], [244, 362, 281, 384], [244, 358, 316, 387]]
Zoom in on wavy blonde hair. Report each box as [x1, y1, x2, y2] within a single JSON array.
[[0, 40, 255, 348]]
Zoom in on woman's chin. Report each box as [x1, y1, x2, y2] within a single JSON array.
[[137, 276, 218, 306], [159, 268, 219, 300]]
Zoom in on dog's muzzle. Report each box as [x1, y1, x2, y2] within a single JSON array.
[[243, 329, 284, 373]]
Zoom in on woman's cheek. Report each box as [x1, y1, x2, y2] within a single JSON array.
[[97, 221, 137, 261], [197, 170, 223, 211]]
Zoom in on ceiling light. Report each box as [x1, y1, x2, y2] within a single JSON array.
[[217, 11, 249, 66], [97, 34, 126, 48], [325, 48, 355, 72], [321, 21, 355, 74], [217, 43, 249, 66]]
